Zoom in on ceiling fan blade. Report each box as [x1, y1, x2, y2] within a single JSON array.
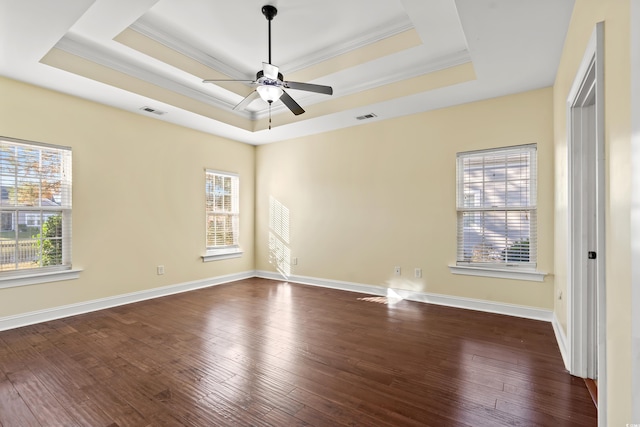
[[233, 90, 261, 111], [262, 62, 279, 80], [203, 79, 255, 83], [280, 90, 305, 116], [284, 81, 333, 95]]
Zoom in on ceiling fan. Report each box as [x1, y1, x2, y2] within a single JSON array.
[[203, 5, 333, 126]]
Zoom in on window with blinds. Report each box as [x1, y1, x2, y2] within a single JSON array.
[[0, 137, 72, 273], [456, 144, 536, 268], [205, 170, 239, 250]]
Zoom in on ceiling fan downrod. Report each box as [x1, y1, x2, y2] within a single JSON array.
[[262, 5, 277, 64]]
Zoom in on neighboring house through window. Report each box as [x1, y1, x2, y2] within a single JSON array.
[[0, 137, 72, 274], [203, 170, 242, 261], [0, 212, 13, 232], [455, 144, 537, 270]]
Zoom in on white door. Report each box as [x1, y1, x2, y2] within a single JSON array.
[[567, 21, 605, 423]]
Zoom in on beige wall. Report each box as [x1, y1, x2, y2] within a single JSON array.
[[0, 77, 255, 317], [553, 0, 633, 423], [256, 87, 555, 309], [2, 6, 633, 418]]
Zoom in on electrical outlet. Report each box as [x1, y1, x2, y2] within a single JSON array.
[[292, 257, 298, 265], [394, 266, 401, 276], [415, 268, 422, 278], [558, 290, 563, 300], [157, 265, 165, 275]]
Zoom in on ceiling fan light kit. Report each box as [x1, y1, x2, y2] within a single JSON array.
[[203, 4, 333, 128], [256, 85, 283, 103]]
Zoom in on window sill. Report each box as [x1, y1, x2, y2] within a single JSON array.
[[448, 264, 546, 282], [0, 268, 82, 289], [202, 248, 243, 262]]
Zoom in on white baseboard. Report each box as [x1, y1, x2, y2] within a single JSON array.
[[257, 270, 389, 297], [0, 269, 557, 350], [552, 312, 570, 371], [0, 270, 255, 332], [255, 270, 553, 322]]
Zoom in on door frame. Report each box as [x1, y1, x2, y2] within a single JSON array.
[[566, 21, 606, 422], [631, 0, 640, 419]]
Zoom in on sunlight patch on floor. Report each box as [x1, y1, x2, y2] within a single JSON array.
[[357, 288, 404, 305]]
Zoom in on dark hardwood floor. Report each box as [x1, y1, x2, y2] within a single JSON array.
[[0, 278, 596, 426]]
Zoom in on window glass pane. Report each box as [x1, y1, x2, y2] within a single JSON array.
[[0, 183, 16, 207], [40, 213, 63, 267], [459, 211, 530, 263], [0, 237, 37, 271], [41, 150, 63, 204], [206, 214, 238, 246], [16, 177, 40, 206]]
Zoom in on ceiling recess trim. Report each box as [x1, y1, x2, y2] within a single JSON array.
[[281, 15, 415, 73], [338, 50, 472, 96], [129, 15, 415, 78], [252, 49, 473, 120], [53, 35, 248, 116], [129, 19, 250, 80]]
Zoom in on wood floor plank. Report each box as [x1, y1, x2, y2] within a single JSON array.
[[6, 369, 80, 427], [0, 378, 41, 427], [0, 278, 597, 426]]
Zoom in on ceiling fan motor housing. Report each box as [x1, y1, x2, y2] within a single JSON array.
[[256, 70, 284, 84]]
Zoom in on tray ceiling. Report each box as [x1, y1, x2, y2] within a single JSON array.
[[0, 0, 574, 144]]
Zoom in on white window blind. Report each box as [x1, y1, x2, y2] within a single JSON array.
[[205, 170, 239, 249], [0, 137, 72, 273], [456, 144, 537, 267]]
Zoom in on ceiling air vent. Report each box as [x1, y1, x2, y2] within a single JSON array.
[[356, 113, 377, 121], [140, 106, 167, 115]]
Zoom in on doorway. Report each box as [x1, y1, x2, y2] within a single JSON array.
[[567, 21, 605, 421]]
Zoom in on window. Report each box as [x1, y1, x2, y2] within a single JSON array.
[[455, 144, 537, 270], [203, 170, 241, 261], [0, 137, 72, 274]]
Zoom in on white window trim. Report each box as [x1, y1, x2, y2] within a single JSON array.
[[448, 264, 546, 282], [203, 169, 241, 262], [0, 268, 82, 289], [455, 144, 542, 277], [202, 246, 243, 262]]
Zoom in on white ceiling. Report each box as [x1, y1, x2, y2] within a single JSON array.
[[0, 0, 574, 145]]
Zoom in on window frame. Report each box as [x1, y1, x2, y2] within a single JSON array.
[[202, 169, 242, 262], [0, 136, 80, 288], [450, 144, 545, 281]]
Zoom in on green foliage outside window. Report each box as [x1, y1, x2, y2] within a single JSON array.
[[34, 214, 63, 266], [502, 238, 530, 263]]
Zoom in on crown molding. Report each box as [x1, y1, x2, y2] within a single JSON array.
[[130, 19, 250, 80], [281, 15, 415, 73], [131, 15, 414, 78], [338, 49, 471, 97], [253, 49, 472, 120], [54, 34, 250, 117]]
